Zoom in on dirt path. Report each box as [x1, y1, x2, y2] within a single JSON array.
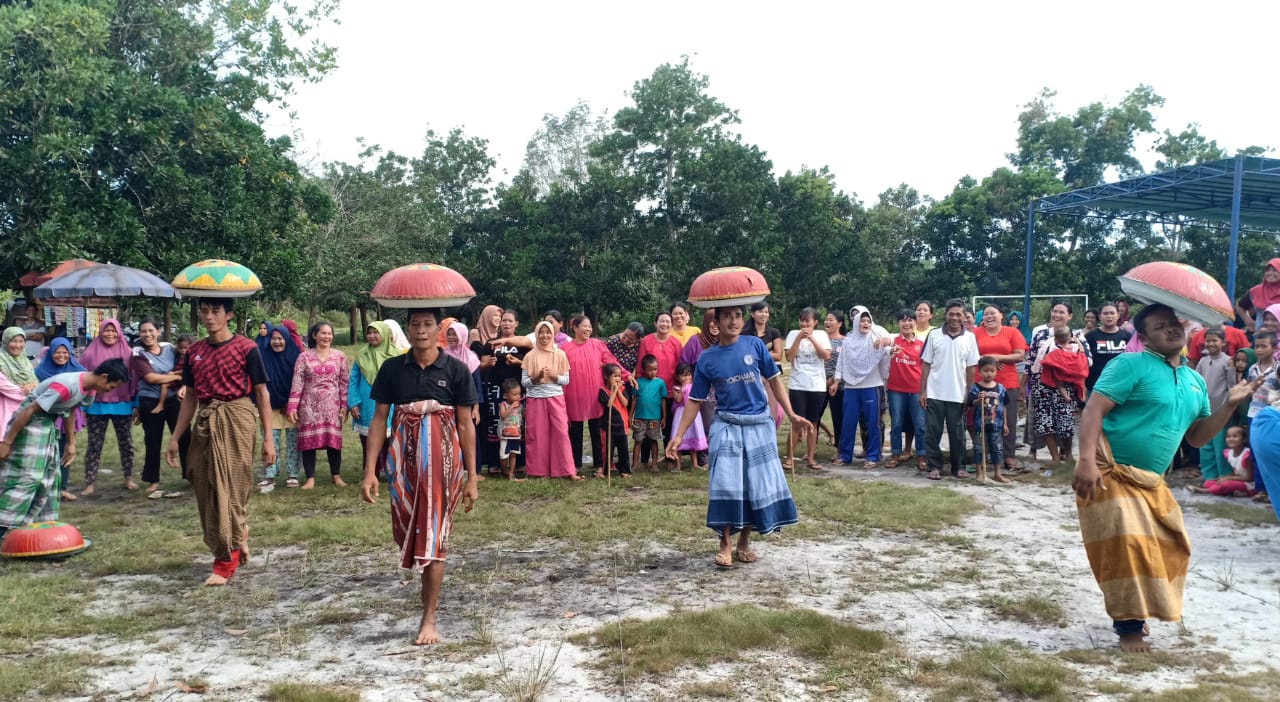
[[59, 466, 1280, 701]]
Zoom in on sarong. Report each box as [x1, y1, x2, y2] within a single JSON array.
[[523, 395, 575, 478], [0, 405, 61, 528], [383, 400, 466, 571], [188, 398, 257, 562], [706, 411, 798, 535], [1076, 435, 1190, 622]]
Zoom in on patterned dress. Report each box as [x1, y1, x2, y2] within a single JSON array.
[[0, 372, 94, 529], [288, 350, 349, 452]]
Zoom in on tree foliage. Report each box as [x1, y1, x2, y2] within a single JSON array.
[[0, 0, 337, 298]]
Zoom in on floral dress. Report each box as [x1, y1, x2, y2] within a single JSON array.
[[287, 349, 349, 452]]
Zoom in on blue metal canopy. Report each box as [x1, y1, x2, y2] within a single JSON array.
[[1023, 155, 1280, 320]]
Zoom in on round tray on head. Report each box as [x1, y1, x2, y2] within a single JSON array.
[[0, 521, 90, 560], [371, 263, 475, 309], [688, 266, 771, 309], [1118, 261, 1234, 326], [171, 259, 262, 298]]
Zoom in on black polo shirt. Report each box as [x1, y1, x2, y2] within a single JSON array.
[[370, 350, 477, 407]]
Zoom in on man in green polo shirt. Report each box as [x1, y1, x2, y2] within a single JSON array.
[[1074, 303, 1259, 654]]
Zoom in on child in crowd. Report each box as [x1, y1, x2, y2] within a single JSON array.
[[1040, 326, 1088, 404], [632, 355, 667, 474], [152, 333, 195, 413], [967, 356, 1011, 484], [671, 363, 708, 471], [597, 364, 631, 478], [1196, 328, 1236, 482], [1248, 331, 1276, 504], [498, 378, 524, 482], [1189, 425, 1255, 496]]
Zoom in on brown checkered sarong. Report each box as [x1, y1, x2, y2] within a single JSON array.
[[188, 398, 257, 561]]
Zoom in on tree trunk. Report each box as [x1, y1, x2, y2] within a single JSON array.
[[188, 302, 198, 333], [349, 305, 359, 345], [163, 300, 172, 341], [359, 306, 369, 334]]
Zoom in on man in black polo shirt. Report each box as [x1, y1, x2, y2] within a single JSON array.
[[361, 308, 478, 646]]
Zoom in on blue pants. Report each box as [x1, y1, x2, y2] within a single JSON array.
[[888, 390, 925, 457], [972, 422, 1004, 467], [841, 387, 882, 462]]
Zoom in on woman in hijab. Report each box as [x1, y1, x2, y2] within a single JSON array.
[[34, 337, 85, 501], [522, 321, 577, 480], [1237, 258, 1280, 331], [382, 319, 411, 352], [257, 323, 302, 489], [470, 305, 508, 473], [349, 321, 403, 463], [80, 318, 137, 496], [0, 327, 38, 435], [445, 321, 483, 429], [834, 308, 892, 467]]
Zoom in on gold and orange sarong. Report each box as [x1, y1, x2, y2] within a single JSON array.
[[1076, 436, 1191, 622]]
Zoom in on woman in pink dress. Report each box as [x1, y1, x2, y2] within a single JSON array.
[[287, 322, 349, 489], [522, 322, 578, 480], [560, 315, 632, 474]]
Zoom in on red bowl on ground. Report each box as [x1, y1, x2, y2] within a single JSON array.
[[1118, 261, 1234, 326], [688, 266, 771, 308], [371, 264, 476, 309], [1, 521, 90, 559]]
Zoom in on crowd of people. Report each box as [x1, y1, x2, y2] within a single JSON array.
[[6, 259, 1280, 649]]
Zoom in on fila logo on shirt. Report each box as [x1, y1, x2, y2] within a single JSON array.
[[1097, 340, 1128, 353]]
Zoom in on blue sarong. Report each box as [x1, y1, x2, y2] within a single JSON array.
[[706, 411, 798, 535]]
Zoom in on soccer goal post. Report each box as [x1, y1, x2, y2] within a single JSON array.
[[972, 294, 1090, 328]]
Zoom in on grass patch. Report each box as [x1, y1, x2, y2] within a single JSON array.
[[679, 681, 738, 699], [0, 652, 98, 699], [570, 604, 892, 689], [265, 682, 361, 702], [1134, 670, 1280, 702], [1191, 502, 1279, 526], [986, 595, 1067, 627], [1058, 647, 1228, 675], [932, 643, 1078, 701]]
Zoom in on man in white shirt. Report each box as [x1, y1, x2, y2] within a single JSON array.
[[919, 299, 979, 480]]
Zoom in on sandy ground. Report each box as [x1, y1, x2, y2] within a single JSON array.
[[44, 452, 1280, 702]]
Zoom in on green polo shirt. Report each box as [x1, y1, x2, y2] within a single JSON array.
[[1091, 350, 1210, 474]]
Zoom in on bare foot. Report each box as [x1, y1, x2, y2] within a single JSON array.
[[60, 490, 78, 501], [1118, 633, 1150, 653], [991, 473, 1012, 484], [332, 476, 348, 487], [145, 483, 161, 493], [414, 614, 441, 645], [124, 479, 139, 491], [80, 485, 95, 497], [203, 574, 229, 586], [300, 478, 315, 490], [474, 473, 487, 481]]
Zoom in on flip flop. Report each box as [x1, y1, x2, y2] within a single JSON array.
[[147, 491, 163, 500], [734, 549, 759, 564], [714, 552, 733, 568], [927, 470, 942, 481], [286, 479, 300, 488], [162, 491, 184, 498], [256, 479, 274, 488]]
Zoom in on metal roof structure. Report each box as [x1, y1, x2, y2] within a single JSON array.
[[1022, 155, 1280, 319]]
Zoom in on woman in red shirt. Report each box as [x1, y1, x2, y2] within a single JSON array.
[[974, 305, 1027, 471], [886, 309, 927, 469]]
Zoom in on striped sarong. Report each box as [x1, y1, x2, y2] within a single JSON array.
[[1077, 435, 1190, 622], [0, 403, 61, 529], [188, 398, 257, 562], [706, 411, 798, 535], [383, 400, 466, 572]]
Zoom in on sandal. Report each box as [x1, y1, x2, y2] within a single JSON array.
[[734, 549, 759, 564], [806, 459, 822, 471], [256, 479, 274, 488], [162, 491, 184, 498], [286, 479, 299, 488], [594, 470, 606, 479], [864, 461, 878, 470], [147, 490, 164, 500], [885, 456, 900, 469], [714, 552, 734, 568], [917, 458, 928, 471], [927, 470, 941, 481]]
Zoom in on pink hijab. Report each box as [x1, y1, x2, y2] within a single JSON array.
[[445, 321, 480, 373], [80, 318, 136, 402]]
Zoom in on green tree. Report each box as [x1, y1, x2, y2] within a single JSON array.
[[0, 0, 337, 297]]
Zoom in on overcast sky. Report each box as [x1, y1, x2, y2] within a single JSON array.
[[266, 0, 1277, 203]]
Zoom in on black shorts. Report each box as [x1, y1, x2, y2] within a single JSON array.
[[788, 389, 827, 425]]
